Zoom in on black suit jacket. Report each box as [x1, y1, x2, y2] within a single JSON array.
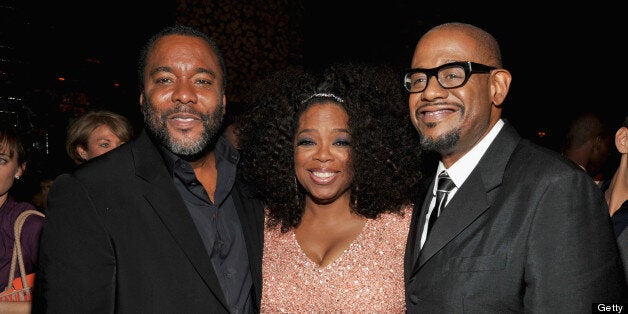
[[32, 131, 264, 313], [404, 122, 628, 313]]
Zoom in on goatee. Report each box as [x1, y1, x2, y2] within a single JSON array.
[[141, 96, 224, 161], [419, 128, 460, 153]]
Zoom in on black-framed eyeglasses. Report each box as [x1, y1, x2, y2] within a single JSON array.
[[402, 61, 496, 93]]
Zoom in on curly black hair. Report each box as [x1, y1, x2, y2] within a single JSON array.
[[238, 62, 424, 232]]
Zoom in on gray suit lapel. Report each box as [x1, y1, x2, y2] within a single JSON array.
[[410, 180, 433, 264], [414, 122, 520, 272], [417, 174, 489, 268]]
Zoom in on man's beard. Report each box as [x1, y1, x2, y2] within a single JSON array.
[[419, 126, 460, 153], [141, 96, 224, 161]]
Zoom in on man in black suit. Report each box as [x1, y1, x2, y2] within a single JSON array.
[[33, 25, 264, 313], [403, 22, 627, 312]]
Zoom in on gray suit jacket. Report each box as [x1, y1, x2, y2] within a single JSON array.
[[33, 131, 264, 313], [404, 122, 627, 313]]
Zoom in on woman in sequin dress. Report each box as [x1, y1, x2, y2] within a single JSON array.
[[238, 62, 425, 312]]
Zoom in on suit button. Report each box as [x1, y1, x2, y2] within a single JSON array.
[[409, 294, 419, 304]]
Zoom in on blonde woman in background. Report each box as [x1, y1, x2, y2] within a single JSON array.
[[65, 110, 134, 164]]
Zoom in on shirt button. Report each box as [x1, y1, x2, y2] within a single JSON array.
[[409, 294, 419, 304]]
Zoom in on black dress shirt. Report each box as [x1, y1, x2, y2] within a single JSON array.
[[160, 136, 253, 313]]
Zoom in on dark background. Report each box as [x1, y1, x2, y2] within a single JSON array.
[[1, 1, 624, 173]]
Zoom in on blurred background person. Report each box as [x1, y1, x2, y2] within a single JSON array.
[[238, 63, 424, 312], [601, 113, 628, 279], [0, 126, 44, 313], [10, 147, 61, 215], [561, 111, 612, 185], [10, 170, 55, 214], [65, 110, 134, 165], [29, 175, 53, 212], [219, 102, 249, 150], [605, 113, 628, 218]]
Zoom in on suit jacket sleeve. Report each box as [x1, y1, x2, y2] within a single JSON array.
[[524, 169, 626, 310], [33, 173, 116, 313]]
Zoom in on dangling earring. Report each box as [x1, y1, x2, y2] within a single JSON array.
[[294, 176, 304, 210], [351, 185, 359, 210]]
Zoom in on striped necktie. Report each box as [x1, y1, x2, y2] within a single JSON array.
[[426, 171, 455, 235]]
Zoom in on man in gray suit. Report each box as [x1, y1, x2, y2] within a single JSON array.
[[403, 22, 627, 312], [33, 25, 264, 313]]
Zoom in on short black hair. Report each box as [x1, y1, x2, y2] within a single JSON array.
[[137, 24, 227, 92]]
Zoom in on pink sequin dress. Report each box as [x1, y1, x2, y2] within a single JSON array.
[[261, 207, 412, 313]]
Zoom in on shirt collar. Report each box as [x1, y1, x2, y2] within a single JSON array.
[[157, 134, 239, 178], [436, 119, 504, 188]]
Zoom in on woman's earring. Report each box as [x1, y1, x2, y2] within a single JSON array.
[[294, 176, 301, 207], [14, 176, 20, 180], [351, 185, 359, 209]]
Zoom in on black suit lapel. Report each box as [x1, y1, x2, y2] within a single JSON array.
[[132, 132, 230, 309], [231, 182, 264, 307]]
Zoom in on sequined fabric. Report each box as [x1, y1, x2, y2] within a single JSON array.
[[261, 207, 412, 313]]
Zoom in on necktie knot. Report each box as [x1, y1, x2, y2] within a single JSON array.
[[437, 171, 456, 192], [427, 171, 456, 236]]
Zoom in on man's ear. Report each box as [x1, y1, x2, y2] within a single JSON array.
[[616, 127, 628, 154], [490, 69, 512, 106]]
